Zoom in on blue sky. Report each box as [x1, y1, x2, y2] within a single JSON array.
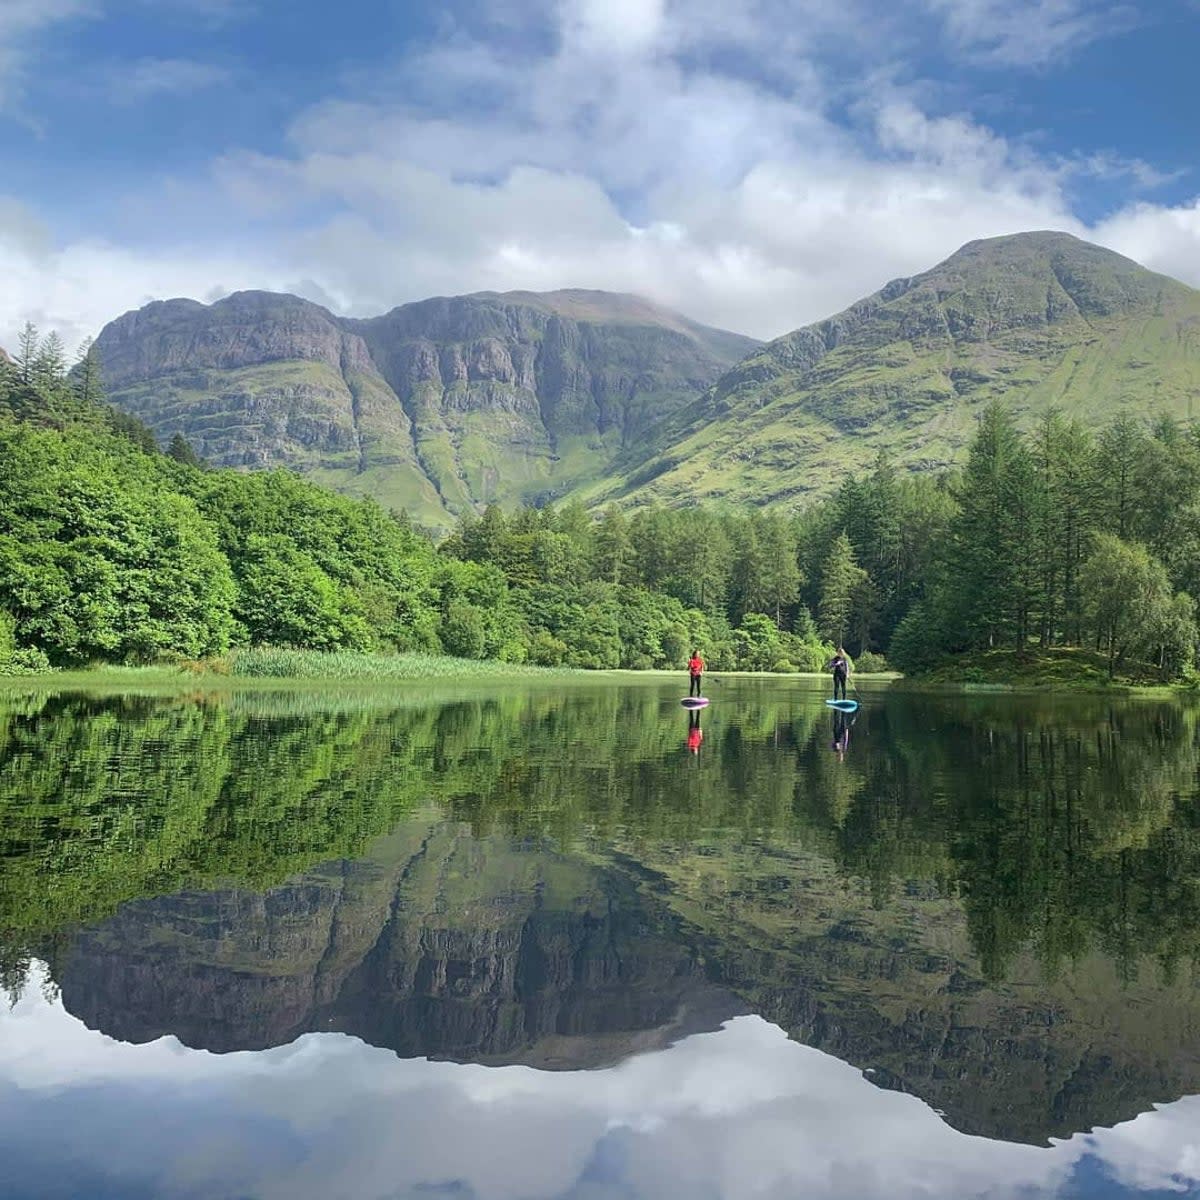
[[0, 0, 1197, 348]]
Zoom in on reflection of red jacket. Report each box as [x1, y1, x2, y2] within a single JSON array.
[[687, 726, 703, 753], [688, 656, 704, 676]]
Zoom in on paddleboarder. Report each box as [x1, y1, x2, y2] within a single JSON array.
[[827, 647, 850, 702], [687, 649, 705, 698]]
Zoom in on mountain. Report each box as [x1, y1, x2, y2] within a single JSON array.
[[94, 289, 759, 527], [52, 817, 1200, 1145], [591, 232, 1200, 507], [55, 818, 739, 1069]]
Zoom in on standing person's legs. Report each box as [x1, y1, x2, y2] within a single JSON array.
[[834, 674, 845, 700], [690, 673, 702, 697]]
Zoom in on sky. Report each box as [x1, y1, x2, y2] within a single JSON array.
[[3, 976, 1200, 1199], [0, 0, 1198, 351]]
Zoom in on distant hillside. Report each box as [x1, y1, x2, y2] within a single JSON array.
[[592, 232, 1200, 507], [94, 289, 759, 528]]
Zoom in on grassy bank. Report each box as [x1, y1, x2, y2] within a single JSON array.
[[0, 650, 903, 695], [894, 648, 1185, 694], [0, 648, 586, 696]]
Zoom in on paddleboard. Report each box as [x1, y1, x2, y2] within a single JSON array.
[[681, 697, 710, 708], [825, 699, 859, 712]]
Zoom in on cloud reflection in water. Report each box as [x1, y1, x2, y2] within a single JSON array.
[[3, 967, 1199, 1200]]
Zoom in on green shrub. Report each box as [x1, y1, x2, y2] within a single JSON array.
[[855, 650, 889, 673], [770, 659, 797, 673], [1, 646, 54, 675]]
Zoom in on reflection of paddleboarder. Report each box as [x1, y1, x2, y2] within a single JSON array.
[[687, 708, 704, 755], [831, 708, 853, 761]]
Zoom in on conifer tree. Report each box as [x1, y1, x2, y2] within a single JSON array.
[[817, 532, 867, 645], [167, 433, 203, 468], [14, 322, 39, 386], [73, 337, 104, 406]]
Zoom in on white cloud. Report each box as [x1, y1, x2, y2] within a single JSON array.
[[0, 196, 277, 353], [5, 0, 1200, 350], [560, 0, 668, 56], [1094, 198, 1200, 286], [0, 0, 96, 111], [4, 974, 1200, 1200], [923, 0, 1140, 67]]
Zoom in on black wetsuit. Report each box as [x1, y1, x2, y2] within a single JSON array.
[[831, 657, 848, 700]]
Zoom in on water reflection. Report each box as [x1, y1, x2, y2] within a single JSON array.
[[2, 683, 1200, 1166], [3, 969, 1198, 1200]]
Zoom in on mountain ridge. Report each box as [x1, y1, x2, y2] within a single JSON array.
[[92, 231, 1200, 522], [94, 287, 760, 526], [588, 231, 1200, 507]]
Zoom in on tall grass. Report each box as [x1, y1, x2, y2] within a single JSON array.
[[228, 646, 572, 681]]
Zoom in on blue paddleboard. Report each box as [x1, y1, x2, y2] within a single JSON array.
[[681, 697, 710, 708], [825, 699, 859, 712]]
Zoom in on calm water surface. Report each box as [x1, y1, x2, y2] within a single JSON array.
[[2, 679, 1200, 1199]]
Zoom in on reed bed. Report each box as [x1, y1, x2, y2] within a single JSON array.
[[228, 646, 571, 681]]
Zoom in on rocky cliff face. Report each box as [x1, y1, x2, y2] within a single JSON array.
[[54, 821, 735, 1068], [94, 290, 758, 528], [51, 815, 1200, 1145]]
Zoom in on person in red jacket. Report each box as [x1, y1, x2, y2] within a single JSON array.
[[687, 649, 705, 697]]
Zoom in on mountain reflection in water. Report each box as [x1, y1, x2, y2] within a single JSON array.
[[2, 681, 1200, 1197]]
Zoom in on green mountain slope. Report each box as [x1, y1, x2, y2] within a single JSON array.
[[95, 290, 759, 528], [593, 232, 1200, 507]]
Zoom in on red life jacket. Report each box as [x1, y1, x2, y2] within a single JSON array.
[[689, 656, 704, 675]]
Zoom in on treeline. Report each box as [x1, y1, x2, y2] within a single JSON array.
[[0, 328, 497, 668], [889, 405, 1200, 677], [4, 321, 1199, 678], [436, 453, 956, 669]]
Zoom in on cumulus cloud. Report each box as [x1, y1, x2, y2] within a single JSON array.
[[201, 3, 1093, 338], [0, 196, 277, 352], [6, 0, 1200, 348]]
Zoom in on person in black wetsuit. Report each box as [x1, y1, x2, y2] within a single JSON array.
[[827, 648, 850, 701]]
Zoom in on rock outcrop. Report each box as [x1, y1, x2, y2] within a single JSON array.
[[94, 290, 759, 528]]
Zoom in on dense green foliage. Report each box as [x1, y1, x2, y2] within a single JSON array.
[[438, 500, 847, 670], [886, 405, 1200, 678], [5, 323, 1199, 682], [0, 327, 848, 675], [0, 328, 507, 668]]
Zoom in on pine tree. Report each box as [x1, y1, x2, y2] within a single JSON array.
[[592, 505, 632, 584], [14, 322, 39, 386], [34, 331, 66, 389], [817, 532, 867, 645], [757, 510, 801, 628], [946, 403, 1034, 650], [73, 336, 105, 407], [167, 433, 203, 468], [1095, 415, 1149, 542]]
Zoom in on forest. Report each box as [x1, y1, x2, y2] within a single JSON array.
[[2, 322, 1198, 679]]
